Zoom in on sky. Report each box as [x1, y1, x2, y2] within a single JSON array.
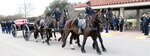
[[0, 0, 87, 17]]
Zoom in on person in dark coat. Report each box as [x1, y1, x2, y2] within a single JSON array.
[[140, 14, 145, 33], [1, 21, 5, 33], [5, 21, 9, 34], [52, 8, 61, 29], [6, 20, 12, 34], [115, 16, 119, 31], [53, 8, 61, 22], [119, 16, 124, 32], [112, 15, 117, 31], [143, 13, 149, 35], [3, 21, 7, 33], [85, 1, 94, 27]]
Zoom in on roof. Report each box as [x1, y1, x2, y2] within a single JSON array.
[[75, 0, 150, 8]]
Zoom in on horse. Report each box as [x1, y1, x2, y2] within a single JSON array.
[[33, 18, 47, 43], [57, 9, 68, 40], [61, 9, 107, 55], [44, 9, 69, 45], [44, 17, 57, 45]]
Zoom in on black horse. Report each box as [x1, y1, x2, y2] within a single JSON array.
[[44, 9, 69, 45], [33, 17, 47, 43]]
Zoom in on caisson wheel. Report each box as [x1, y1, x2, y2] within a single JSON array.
[[11, 24, 17, 37], [22, 24, 30, 41]]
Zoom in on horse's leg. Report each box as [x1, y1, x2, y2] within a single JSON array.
[[34, 30, 39, 42], [75, 34, 81, 47], [92, 36, 101, 55], [69, 33, 75, 50], [98, 33, 107, 52], [62, 30, 70, 48], [81, 35, 88, 53], [40, 30, 45, 43], [53, 29, 57, 40], [46, 29, 50, 45], [58, 37, 61, 41], [48, 29, 52, 41], [58, 30, 63, 41], [92, 41, 96, 49]]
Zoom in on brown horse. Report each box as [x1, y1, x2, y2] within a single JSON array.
[[61, 10, 107, 55]]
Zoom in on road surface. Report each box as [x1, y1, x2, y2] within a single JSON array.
[[0, 30, 150, 56]]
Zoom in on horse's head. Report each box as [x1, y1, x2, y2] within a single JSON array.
[[62, 9, 69, 19], [92, 9, 108, 32], [106, 8, 113, 24]]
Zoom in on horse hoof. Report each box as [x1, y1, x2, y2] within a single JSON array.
[[81, 50, 86, 53], [103, 49, 107, 52], [49, 39, 52, 41], [62, 44, 66, 48], [97, 52, 102, 55], [78, 44, 81, 47], [58, 38, 61, 41], [47, 43, 50, 46], [93, 47, 96, 49], [71, 48, 75, 50], [36, 41, 38, 42], [92, 44, 96, 49]]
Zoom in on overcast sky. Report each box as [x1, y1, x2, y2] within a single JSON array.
[[0, 0, 87, 17]]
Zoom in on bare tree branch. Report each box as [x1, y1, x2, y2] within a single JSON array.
[[18, 1, 34, 19]]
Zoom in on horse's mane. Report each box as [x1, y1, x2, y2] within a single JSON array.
[[92, 10, 100, 21]]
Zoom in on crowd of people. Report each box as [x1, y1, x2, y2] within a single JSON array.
[[1, 20, 14, 34], [110, 15, 124, 32]]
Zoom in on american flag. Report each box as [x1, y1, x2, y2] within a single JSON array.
[[14, 19, 29, 25]]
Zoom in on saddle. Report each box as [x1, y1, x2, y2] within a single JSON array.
[[37, 19, 45, 29], [72, 18, 86, 29]]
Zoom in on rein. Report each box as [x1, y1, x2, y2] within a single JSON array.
[[92, 12, 101, 26]]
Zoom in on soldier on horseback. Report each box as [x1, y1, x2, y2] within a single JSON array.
[[52, 7, 62, 29], [85, 1, 94, 27]]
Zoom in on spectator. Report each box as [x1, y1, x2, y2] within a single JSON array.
[[112, 15, 116, 31], [119, 16, 124, 32], [140, 14, 145, 33], [143, 13, 149, 35], [115, 16, 119, 31], [3, 21, 6, 33], [6, 20, 12, 34], [1, 21, 5, 33]]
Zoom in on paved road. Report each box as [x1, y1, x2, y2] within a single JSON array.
[[0, 30, 150, 56]]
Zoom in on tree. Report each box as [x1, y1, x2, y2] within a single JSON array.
[[44, 0, 70, 17], [18, 1, 34, 19], [44, 0, 79, 19]]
